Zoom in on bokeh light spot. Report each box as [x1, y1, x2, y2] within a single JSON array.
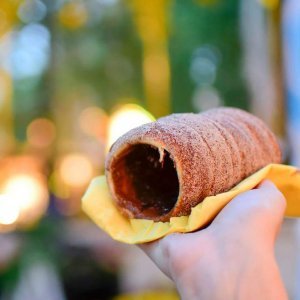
[[79, 106, 108, 140], [108, 104, 155, 148], [59, 2, 88, 30], [0, 195, 19, 225], [27, 118, 56, 148], [10, 23, 51, 79], [192, 87, 223, 112], [59, 153, 93, 187], [18, 0, 47, 23], [3, 175, 47, 211]]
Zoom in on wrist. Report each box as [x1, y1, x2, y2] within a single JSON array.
[[172, 240, 286, 300]]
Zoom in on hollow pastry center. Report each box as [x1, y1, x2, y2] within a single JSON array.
[[110, 144, 179, 219]]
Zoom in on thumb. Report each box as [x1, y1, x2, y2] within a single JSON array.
[[210, 180, 286, 246]]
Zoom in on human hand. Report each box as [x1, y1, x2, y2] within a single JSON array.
[[140, 180, 288, 300]]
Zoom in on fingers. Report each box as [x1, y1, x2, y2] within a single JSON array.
[[211, 179, 286, 246], [138, 237, 174, 278], [138, 233, 198, 280], [139, 180, 286, 279]]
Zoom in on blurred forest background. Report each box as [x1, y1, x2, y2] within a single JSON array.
[[1, 0, 300, 299]]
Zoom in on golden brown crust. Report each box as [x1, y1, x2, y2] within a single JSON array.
[[105, 107, 282, 222]]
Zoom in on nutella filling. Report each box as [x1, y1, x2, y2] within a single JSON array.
[[110, 144, 179, 219]]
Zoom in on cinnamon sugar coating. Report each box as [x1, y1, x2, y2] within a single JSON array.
[[105, 107, 282, 222]]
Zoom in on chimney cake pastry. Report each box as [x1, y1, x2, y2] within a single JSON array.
[[105, 108, 281, 222]]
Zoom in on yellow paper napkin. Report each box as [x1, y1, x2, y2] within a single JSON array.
[[82, 164, 300, 244], [113, 291, 179, 300]]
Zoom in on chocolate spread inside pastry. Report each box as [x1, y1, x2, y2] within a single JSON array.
[[109, 144, 179, 219]]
